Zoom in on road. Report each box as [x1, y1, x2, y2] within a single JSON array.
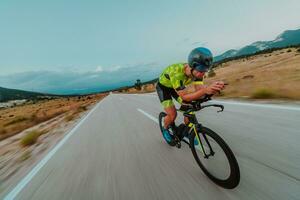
[[2, 93, 300, 200]]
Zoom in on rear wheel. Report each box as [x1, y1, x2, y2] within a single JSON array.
[[190, 126, 240, 189], [158, 112, 177, 146]]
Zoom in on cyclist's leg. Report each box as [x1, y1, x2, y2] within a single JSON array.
[[156, 82, 177, 129], [169, 89, 191, 126], [163, 105, 177, 129], [170, 90, 191, 137]]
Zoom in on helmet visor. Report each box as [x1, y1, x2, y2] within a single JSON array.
[[194, 64, 210, 72]]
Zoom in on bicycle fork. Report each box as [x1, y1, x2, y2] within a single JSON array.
[[190, 124, 215, 159]]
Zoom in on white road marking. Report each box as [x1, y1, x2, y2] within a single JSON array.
[[137, 108, 158, 124], [3, 99, 105, 200]]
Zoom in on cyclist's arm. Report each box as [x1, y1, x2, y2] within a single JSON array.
[[176, 82, 225, 102], [184, 81, 205, 93], [170, 76, 208, 102], [176, 87, 207, 102]]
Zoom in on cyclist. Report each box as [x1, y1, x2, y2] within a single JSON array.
[[156, 47, 225, 141]]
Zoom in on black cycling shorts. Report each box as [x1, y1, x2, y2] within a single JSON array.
[[156, 82, 182, 108]]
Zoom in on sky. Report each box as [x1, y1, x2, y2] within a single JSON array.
[[0, 0, 300, 94]]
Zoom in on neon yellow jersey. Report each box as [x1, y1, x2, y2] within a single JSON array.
[[158, 63, 203, 90]]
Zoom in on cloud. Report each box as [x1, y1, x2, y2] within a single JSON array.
[[95, 66, 104, 72], [107, 65, 121, 72], [191, 41, 208, 46], [0, 62, 163, 95], [94, 65, 122, 73]]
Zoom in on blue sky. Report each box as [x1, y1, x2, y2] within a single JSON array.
[[0, 0, 300, 94]]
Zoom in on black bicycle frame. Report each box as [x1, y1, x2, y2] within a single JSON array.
[[182, 112, 215, 159]]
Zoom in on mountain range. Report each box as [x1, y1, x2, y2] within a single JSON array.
[[214, 28, 300, 62], [0, 87, 60, 102]]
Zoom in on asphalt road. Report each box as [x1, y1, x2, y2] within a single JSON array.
[[2, 93, 300, 200]]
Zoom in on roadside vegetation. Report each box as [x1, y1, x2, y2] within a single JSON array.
[[20, 130, 46, 147], [0, 94, 107, 141], [208, 69, 216, 77], [251, 88, 276, 99]]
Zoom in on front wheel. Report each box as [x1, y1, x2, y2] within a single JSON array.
[[190, 126, 240, 189], [158, 112, 177, 146]]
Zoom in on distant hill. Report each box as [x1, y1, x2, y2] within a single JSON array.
[[215, 28, 300, 62], [109, 78, 158, 92], [0, 87, 59, 102]]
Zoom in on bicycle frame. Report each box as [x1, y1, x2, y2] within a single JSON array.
[[182, 111, 215, 159]]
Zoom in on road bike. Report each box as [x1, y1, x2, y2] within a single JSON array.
[[158, 95, 240, 189]]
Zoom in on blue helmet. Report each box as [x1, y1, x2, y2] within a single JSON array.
[[188, 47, 213, 72]]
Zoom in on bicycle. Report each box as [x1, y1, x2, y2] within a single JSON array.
[[158, 95, 240, 189]]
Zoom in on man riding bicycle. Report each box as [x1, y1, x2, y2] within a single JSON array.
[[156, 47, 225, 141]]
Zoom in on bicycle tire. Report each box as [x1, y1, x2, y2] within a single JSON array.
[[190, 126, 240, 189]]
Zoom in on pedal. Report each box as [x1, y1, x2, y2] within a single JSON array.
[[177, 124, 188, 141], [174, 136, 181, 149]]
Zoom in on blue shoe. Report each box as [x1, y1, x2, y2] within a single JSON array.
[[163, 129, 172, 142], [194, 137, 199, 145]]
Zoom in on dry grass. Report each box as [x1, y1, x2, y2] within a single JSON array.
[[0, 93, 107, 141], [0, 126, 7, 135], [4, 116, 29, 127], [205, 47, 300, 100], [64, 105, 89, 122], [64, 114, 76, 122], [17, 151, 32, 162]]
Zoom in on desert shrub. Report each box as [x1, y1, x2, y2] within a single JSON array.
[[0, 126, 7, 135], [242, 75, 254, 79], [216, 91, 225, 97], [65, 114, 76, 122], [78, 105, 87, 111], [30, 113, 44, 123], [297, 48, 300, 53], [251, 88, 276, 99], [287, 49, 292, 53], [208, 69, 216, 77], [20, 130, 44, 147], [134, 79, 142, 90]]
